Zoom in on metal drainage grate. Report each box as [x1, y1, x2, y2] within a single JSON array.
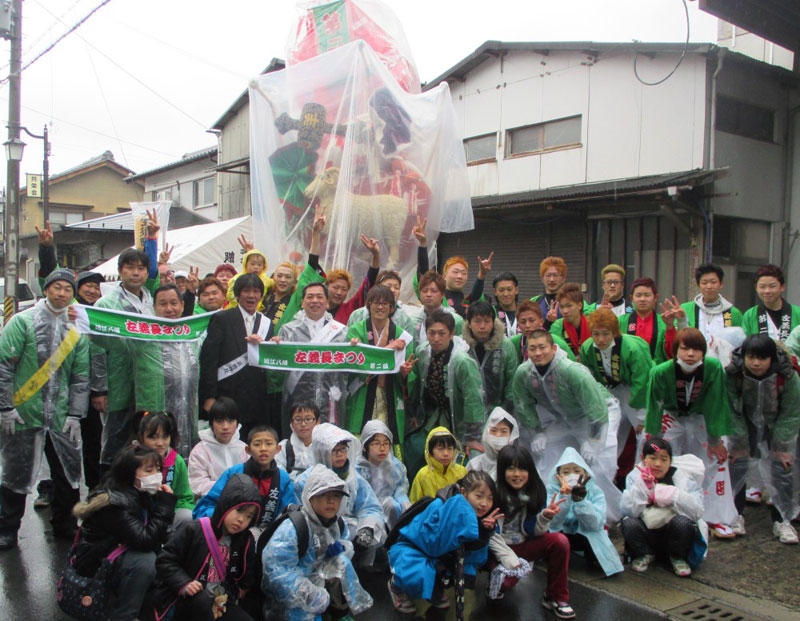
[[669, 599, 753, 621]]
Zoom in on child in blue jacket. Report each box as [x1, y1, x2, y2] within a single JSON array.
[[193, 425, 294, 533], [387, 470, 503, 615]]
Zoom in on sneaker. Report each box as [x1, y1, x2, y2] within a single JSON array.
[[0, 532, 17, 551], [630, 554, 655, 572], [542, 598, 576, 619], [33, 492, 53, 509], [670, 557, 692, 577], [708, 523, 736, 539], [773, 521, 799, 545], [387, 579, 416, 614], [745, 487, 762, 504], [431, 590, 450, 609], [730, 514, 746, 537]]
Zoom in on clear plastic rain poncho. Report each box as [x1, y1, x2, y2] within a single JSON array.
[[262, 464, 373, 620], [249, 40, 473, 303], [512, 348, 621, 522], [278, 310, 349, 425], [0, 300, 89, 493], [132, 340, 200, 458], [294, 423, 385, 546], [726, 347, 800, 524], [354, 419, 410, 528]]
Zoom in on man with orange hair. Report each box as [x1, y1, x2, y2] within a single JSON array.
[[579, 308, 654, 456], [549, 283, 590, 359], [532, 256, 568, 330]]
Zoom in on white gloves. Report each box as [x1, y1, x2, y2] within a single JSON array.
[[1, 409, 24, 435], [530, 434, 547, 458], [62, 417, 82, 444]]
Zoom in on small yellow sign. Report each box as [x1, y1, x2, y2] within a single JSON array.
[[26, 174, 42, 198]]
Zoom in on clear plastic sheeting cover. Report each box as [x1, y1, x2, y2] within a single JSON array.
[[288, 0, 420, 94], [249, 40, 473, 302]]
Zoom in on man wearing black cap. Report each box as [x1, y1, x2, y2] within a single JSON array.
[[0, 269, 89, 549]]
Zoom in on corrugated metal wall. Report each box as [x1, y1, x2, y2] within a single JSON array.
[[435, 216, 588, 300]]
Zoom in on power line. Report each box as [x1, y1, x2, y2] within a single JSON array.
[[633, 0, 690, 86], [18, 0, 115, 77], [0, 95, 181, 159]]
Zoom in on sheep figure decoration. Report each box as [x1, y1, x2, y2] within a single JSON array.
[[303, 167, 410, 266]]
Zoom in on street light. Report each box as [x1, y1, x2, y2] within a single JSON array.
[[3, 136, 24, 161]]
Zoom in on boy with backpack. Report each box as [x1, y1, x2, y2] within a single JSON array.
[[261, 464, 373, 620]]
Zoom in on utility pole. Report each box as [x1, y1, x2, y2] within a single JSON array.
[[2, 0, 21, 322]]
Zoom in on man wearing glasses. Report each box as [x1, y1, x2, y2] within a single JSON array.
[[592, 264, 632, 318]]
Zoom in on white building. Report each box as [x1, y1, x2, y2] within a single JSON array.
[[427, 42, 798, 307]]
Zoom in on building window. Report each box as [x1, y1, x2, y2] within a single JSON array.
[[49, 211, 83, 225], [463, 133, 496, 164], [716, 95, 774, 142], [193, 177, 215, 208], [506, 115, 581, 157]]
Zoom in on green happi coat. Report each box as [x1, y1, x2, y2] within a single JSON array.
[[578, 335, 654, 409], [644, 357, 733, 439], [742, 301, 800, 341], [618, 311, 670, 363], [344, 318, 410, 441]]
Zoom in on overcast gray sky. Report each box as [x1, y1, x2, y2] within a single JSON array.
[[1, 0, 718, 181]]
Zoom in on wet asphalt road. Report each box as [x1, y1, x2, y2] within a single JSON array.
[[0, 495, 665, 620]]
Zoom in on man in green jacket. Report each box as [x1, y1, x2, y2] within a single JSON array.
[[0, 269, 89, 549], [401, 309, 484, 479]]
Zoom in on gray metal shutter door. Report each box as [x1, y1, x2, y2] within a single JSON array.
[[436, 217, 588, 300]]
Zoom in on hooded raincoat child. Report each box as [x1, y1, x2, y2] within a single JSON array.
[[545, 447, 624, 576], [262, 464, 373, 621], [409, 426, 468, 502], [467, 407, 520, 480], [150, 474, 262, 619], [355, 420, 410, 529], [225, 249, 275, 310], [188, 425, 248, 497], [293, 424, 385, 550]]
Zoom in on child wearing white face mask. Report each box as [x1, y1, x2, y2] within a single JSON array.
[[467, 407, 520, 481], [545, 447, 623, 576], [70, 446, 176, 621]]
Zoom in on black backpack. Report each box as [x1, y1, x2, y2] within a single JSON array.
[[257, 504, 344, 559], [384, 496, 436, 550]]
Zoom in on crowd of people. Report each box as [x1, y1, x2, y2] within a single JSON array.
[[0, 209, 798, 621]]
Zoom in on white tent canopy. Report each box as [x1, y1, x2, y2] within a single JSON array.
[[94, 216, 253, 281]]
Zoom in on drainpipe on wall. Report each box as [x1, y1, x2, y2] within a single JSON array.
[[706, 48, 726, 263], [781, 102, 800, 279]]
